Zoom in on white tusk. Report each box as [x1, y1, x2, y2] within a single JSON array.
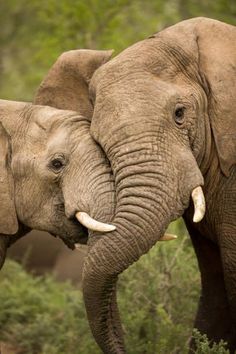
[[191, 186, 206, 223], [75, 211, 116, 232], [159, 233, 178, 241], [74, 243, 87, 250], [74, 243, 88, 255]]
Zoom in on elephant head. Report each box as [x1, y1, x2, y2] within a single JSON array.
[[59, 18, 235, 353], [0, 50, 118, 267], [0, 99, 116, 258]]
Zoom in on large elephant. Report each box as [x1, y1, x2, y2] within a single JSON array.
[[0, 51, 117, 268], [49, 18, 236, 353]]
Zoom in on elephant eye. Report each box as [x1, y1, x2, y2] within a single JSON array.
[[49, 156, 65, 173], [174, 105, 185, 125]]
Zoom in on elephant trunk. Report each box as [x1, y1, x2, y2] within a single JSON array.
[[83, 128, 204, 353], [83, 184, 172, 353], [62, 120, 116, 232], [83, 139, 185, 353]]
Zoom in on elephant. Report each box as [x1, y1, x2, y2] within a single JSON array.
[[45, 18, 236, 353], [0, 49, 118, 270]]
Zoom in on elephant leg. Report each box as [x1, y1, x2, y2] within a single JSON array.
[[185, 221, 235, 353], [219, 227, 236, 346]]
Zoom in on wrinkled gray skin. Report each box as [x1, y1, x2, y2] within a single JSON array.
[[0, 98, 114, 261], [50, 18, 235, 353]]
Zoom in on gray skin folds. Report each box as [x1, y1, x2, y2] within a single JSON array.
[[0, 100, 115, 256], [1, 18, 235, 354], [30, 18, 236, 354], [85, 18, 235, 353], [0, 50, 116, 267]]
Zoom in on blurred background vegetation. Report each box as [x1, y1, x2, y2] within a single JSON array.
[[0, 1, 235, 353], [0, 0, 235, 101]]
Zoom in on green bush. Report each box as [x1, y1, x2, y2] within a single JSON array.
[[0, 220, 230, 353], [118, 219, 200, 354], [192, 329, 230, 354], [1, 1, 235, 101], [0, 260, 99, 354]]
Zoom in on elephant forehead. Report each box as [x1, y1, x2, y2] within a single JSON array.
[[92, 36, 195, 89], [46, 129, 70, 152], [91, 79, 181, 131], [29, 106, 78, 134], [30, 106, 65, 131], [23, 109, 79, 151]]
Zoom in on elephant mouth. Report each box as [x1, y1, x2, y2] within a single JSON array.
[[58, 217, 89, 249], [54, 202, 89, 248], [60, 211, 116, 250], [68, 211, 116, 249], [71, 215, 89, 241]]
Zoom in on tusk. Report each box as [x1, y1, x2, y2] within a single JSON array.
[[159, 233, 178, 241], [75, 211, 116, 232], [74, 243, 88, 255], [191, 186, 206, 223], [75, 243, 87, 250]]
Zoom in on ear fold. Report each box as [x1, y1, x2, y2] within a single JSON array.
[[158, 18, 236, 176], [0, 122, 18, 235], [196, 18, 236, 176], [34, 49, 114, 118]]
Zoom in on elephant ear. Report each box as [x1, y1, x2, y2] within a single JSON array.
[[34, 49, 114, 117], [0, 122, 18, 235], [158, 18, 236, 176], [196, 19, 236, 176]]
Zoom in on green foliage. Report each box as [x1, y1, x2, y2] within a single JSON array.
[[0, 260, 100, 354], [118, 220, 200, 354], [192, 329, 230, 354], [0, 2, 235, 352], [0, 222, 231, 353], [0, 220, 200, 354], [0, 0, 235, 101]]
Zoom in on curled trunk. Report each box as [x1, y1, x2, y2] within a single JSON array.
[[60, 118, 116, 233], [83, 133, 203, 353], [83, 148, 178, 353]]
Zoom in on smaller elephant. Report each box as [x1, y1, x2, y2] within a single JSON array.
[[0, 97, 116, 268], [0, 49, 118, 270]]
